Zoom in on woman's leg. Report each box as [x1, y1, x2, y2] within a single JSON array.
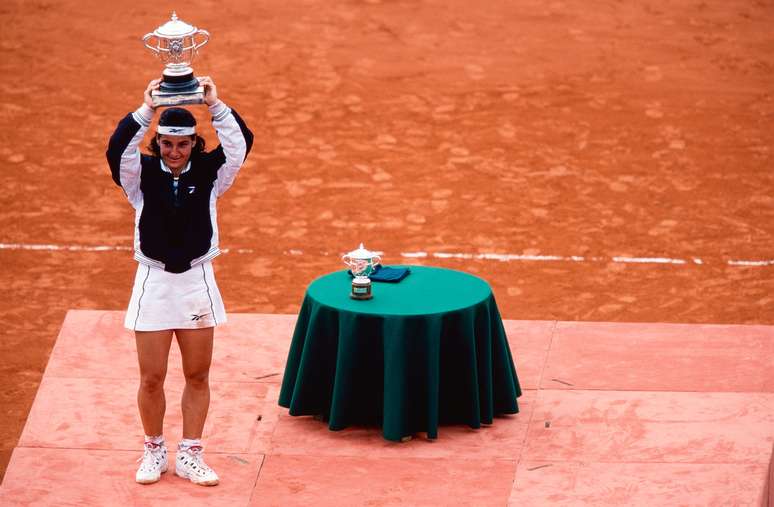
[[175, 327, 214, 439], [135, 330, 174, 436]]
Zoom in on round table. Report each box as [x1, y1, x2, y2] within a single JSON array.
[[278, 266, 522, 441]]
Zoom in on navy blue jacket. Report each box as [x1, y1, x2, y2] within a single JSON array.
[[106, 103, 253, 273]]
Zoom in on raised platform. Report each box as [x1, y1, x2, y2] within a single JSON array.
[[1, 311, 772, 505]]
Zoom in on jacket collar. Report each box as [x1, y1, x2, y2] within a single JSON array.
[[159, 159, 191, 177]]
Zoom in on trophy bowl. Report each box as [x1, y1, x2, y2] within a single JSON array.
[[142, 12, 210, 107], [342, 243, 381, 300]]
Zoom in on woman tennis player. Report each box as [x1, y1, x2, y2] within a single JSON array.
[[106, 76, 253, 486]]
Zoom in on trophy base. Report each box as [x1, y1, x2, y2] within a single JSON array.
[[152, 72, 204, 107], [350, 278, 372, 300], [151, 86, 205, 108]]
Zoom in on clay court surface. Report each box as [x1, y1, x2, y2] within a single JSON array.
[[1, 0, 773, 500]]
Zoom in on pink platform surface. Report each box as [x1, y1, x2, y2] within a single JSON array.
[[1, 310, 772, 506]]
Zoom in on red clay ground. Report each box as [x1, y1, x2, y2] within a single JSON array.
[[1, 0, 772, 481]]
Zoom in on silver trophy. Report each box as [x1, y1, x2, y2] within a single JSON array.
[[142, 12, 210, 107], [342, 243, 382, 300]]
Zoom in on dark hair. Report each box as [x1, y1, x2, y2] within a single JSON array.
[[148, 134, 206, 157], [159, 107, 196, 128]]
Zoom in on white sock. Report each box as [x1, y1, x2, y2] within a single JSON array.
[[144, 434, 165, 446], [178, 438, 202, 451]]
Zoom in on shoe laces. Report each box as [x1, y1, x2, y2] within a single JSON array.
[[137, 441, 166, 468], [180, 446, 214, 476]]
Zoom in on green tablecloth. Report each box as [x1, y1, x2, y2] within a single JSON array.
[[278, 266, 522, 441]]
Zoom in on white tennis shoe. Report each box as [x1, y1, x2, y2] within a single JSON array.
[[175, 445, 219, 486], [135, 441, 168, 484]]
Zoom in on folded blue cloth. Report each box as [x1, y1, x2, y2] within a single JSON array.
[[348, 265, 410, 283]]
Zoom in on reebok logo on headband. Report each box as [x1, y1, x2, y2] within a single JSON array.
[[157, 126, 196, 136]]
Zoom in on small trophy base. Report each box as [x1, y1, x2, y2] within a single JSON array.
[[350, 278, 372, 300]]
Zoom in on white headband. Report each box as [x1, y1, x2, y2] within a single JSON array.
[[157, 126, 196, 136]]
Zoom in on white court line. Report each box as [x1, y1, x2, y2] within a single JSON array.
[[0, 242, 133, 252], [1, 242, 772, 268], [612, 256, 686, 265], [728, 259, 774, 266]]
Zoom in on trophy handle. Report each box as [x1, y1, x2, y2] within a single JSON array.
[[342, 254, 351, 266], [372, 255, 382, 267], [194, 29, 210, 51], [143, 33, 160, 54]]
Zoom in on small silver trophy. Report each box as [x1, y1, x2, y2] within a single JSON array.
[[142, 12, 210, 107], [342, 244, 382, 300]]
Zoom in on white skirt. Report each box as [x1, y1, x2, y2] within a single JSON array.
[[124, 261, 227, 331]]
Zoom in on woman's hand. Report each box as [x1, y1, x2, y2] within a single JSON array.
[[198, 76, 219, 106], [144, 78, 162, 110]]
